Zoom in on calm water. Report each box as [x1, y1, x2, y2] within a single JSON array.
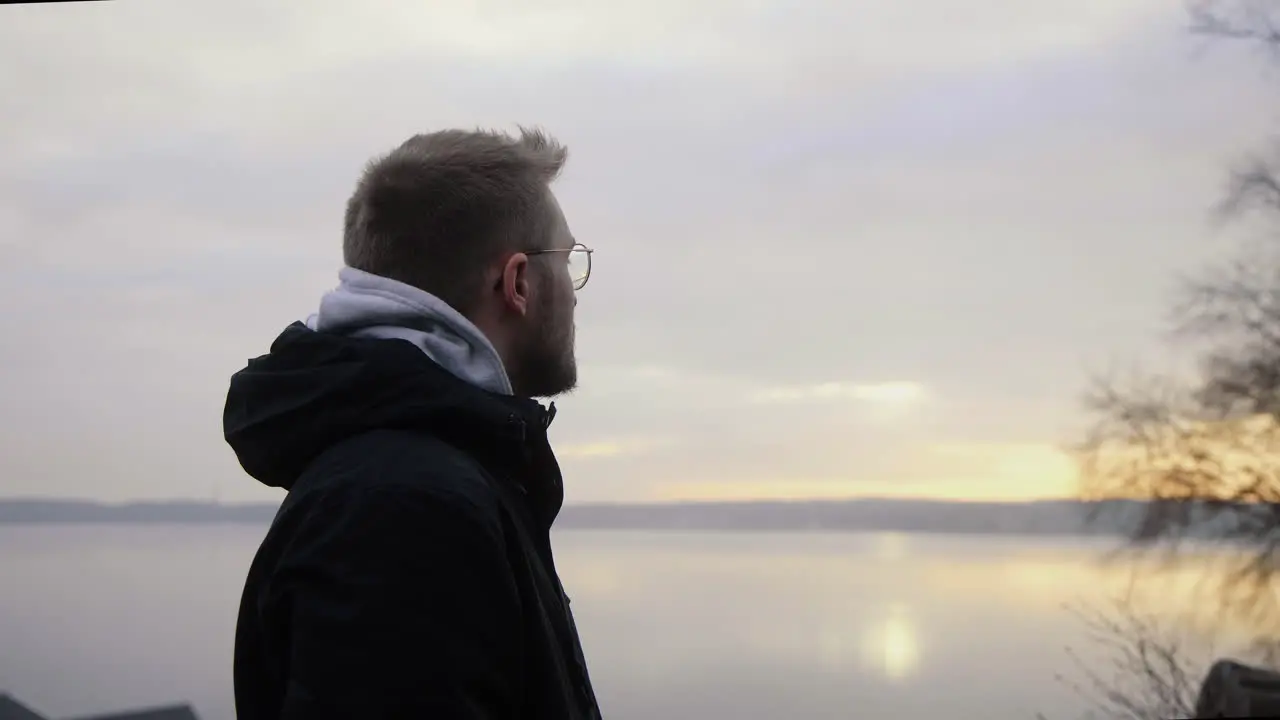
[[0, 526, 1233, 719]]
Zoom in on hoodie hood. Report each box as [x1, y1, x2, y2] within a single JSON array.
[[306, 267, 513, 396], [223, 324, 555, 493]]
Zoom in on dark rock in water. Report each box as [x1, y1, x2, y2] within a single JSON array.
[[1195, 659, 1280, 717], [0, 695, 48, 720], [0, 695, 198, 720], [65, 706, 199, 720]]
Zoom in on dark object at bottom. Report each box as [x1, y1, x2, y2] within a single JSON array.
[[1195, 659, 1280, 718], [0, 696, 45, 720], [0, 694, 198, 720]]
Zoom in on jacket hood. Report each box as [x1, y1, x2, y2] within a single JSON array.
[[223, 322, 553, 491]]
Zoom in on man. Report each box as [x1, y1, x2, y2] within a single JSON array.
[[222, 127, 601, 719]]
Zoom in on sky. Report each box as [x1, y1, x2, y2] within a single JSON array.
[[1, 0, 1278, 505]]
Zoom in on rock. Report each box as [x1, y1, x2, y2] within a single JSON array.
[[1195, 659, 1280, 717]]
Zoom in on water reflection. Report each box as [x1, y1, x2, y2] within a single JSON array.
[[860, 603, 919, 681], [872, 532, 909, 562], [0, 526, 1256, 720], [553, 531, 1260, 717]]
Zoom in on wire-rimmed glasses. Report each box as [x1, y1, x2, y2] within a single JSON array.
[[526, 242, 593, 290]]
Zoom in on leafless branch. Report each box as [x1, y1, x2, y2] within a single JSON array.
[[1050, 596, 1207, 720], [1077, 0, 1280, 629], [1189, 0, 1280, 48]]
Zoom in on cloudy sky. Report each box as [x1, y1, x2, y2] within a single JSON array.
[[1, 0, 1276, 505]]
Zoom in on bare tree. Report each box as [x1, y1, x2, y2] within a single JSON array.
[[1078, 0, 1280, 645], [1041, 5, 1280, 719], [1045, 595, 1207, 720], [1188, 0, 1280, 48]]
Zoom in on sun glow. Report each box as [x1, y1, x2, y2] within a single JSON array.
[[861, 604, 920, 681]]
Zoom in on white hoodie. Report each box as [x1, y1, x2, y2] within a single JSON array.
[[306, 267, 513, 396]]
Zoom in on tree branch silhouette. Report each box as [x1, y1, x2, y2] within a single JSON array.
[[1078, 0, 1280, 625], [1050, 596, 1205, 720]]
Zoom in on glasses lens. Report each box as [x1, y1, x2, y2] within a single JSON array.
[[568, 248, 590, 289]]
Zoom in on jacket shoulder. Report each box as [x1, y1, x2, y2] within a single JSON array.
[[289, 428, 506, 529]]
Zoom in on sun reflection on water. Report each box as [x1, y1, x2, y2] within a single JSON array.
[[873, 532, 908, 562], [861, 603, 920, 681]]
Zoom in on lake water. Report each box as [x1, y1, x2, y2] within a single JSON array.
[[0, 526, 1239, 720]]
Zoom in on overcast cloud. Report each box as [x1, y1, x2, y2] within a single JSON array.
[[1, 0, 1276, 504]]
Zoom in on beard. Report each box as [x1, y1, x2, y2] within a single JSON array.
[[510, 278, 577, 398]]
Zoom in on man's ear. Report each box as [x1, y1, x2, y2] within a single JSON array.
[[495, 252, 531, 317]]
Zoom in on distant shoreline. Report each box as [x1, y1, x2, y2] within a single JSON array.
[[0, 496, 1230, 537]]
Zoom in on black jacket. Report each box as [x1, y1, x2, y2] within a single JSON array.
[[223, 322, 602, 719]]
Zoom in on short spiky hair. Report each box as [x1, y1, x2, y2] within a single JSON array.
[[343, 127, 568, 315]]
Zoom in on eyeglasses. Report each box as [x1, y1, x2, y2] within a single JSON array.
[[526, 242, 593, 291]]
